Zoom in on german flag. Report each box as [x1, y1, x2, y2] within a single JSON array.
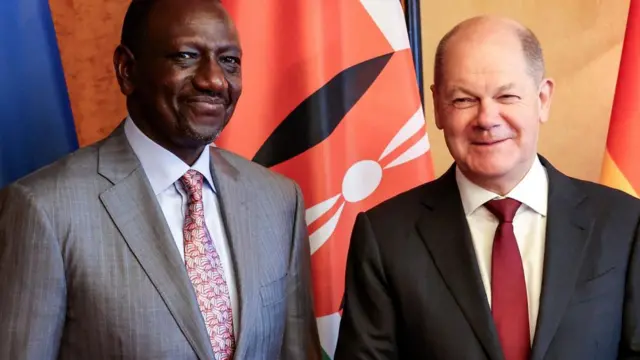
[[601, 0, 640, 196], [218, 1, 434, 358]]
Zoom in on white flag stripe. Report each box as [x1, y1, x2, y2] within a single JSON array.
[[384, 133, 430, 170], [305, 194, 342, 225], [310, 202, 346, 255], [317, 312, 342, 359], [359, 0, 411, 51], [379, 107, 425, 161]]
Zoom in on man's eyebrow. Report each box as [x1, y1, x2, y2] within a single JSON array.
[[170, 38, 242, 54], [217, 44, 242, 54], [445, 85, 475, 98], [496, 83, 516, 92]]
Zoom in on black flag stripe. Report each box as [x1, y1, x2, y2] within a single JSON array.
[[252, 52, 393, 167]]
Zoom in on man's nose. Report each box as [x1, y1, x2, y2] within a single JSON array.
[[193, 57, 227, 93], [475, 99, 501, 130]]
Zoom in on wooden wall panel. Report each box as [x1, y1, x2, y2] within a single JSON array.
[[49, 0, 129, 146]]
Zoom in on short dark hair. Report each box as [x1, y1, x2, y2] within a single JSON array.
[[433, 22, 545, 87], [120, 0, 157, 55]]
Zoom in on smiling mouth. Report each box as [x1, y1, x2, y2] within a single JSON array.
[[185, 97, 227, 112], [472, 138, 509, 146]]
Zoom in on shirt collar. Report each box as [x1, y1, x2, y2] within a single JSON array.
[[455, 156, 548, 216], [124, 116, 216, 195]]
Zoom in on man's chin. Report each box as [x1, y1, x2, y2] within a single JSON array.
[[462, 158, 515, 178], [190, 129, 220, 144], [176, 125, 220, 148], [184, 117, 228, 140]]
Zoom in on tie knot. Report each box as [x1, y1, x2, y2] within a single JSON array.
[[180, 169, 204, 197], [484, 198, 521, 223]]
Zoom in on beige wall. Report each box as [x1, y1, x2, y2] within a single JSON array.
[[421, 0, 630, 182]]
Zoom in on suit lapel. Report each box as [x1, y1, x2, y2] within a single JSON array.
[[209, 149, 255, 358], [530, 158, 593, 360], [97, 126, 214, 360], [416, 167, 504, 360]]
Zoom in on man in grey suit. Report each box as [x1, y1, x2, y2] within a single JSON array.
[[335, 16, 640, 359], [0, 0, 321, 359]]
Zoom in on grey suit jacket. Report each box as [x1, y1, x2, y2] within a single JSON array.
[[0, 126, 321, 360], [335, 156, 640, 360]]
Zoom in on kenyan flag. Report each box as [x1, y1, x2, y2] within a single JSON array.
[[218, 1, 434, 357]]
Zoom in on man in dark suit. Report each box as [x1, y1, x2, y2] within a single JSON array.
[[335, 15, 640, 360], [0, 0, 321, 359]]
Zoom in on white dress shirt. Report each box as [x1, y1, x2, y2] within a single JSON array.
[[124, 117, 238, 336], [455, 156, 548, 342]]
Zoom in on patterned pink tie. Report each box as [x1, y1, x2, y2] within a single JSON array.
[[180, 170, 235, 359]]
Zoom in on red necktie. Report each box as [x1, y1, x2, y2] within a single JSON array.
[[485, 198, 530, 360]]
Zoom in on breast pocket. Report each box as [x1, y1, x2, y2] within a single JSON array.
[[571, 266, 619, 305]]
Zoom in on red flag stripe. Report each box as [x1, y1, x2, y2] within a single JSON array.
[[602, 0, 640, 194], [219, 0, 394, 159]]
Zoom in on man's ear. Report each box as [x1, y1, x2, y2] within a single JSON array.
[[431, 84, 443, 130], [538, 77, 555, 124], [113, 45, 136, 96]]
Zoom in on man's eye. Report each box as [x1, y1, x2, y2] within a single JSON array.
[[173, 52, 197, 60], [220, 56, 241, 65], [498, 94, 521, 103], [451, 98, 477, 108]]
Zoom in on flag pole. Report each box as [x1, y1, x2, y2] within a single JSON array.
[[404, 0, 424, 106]]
